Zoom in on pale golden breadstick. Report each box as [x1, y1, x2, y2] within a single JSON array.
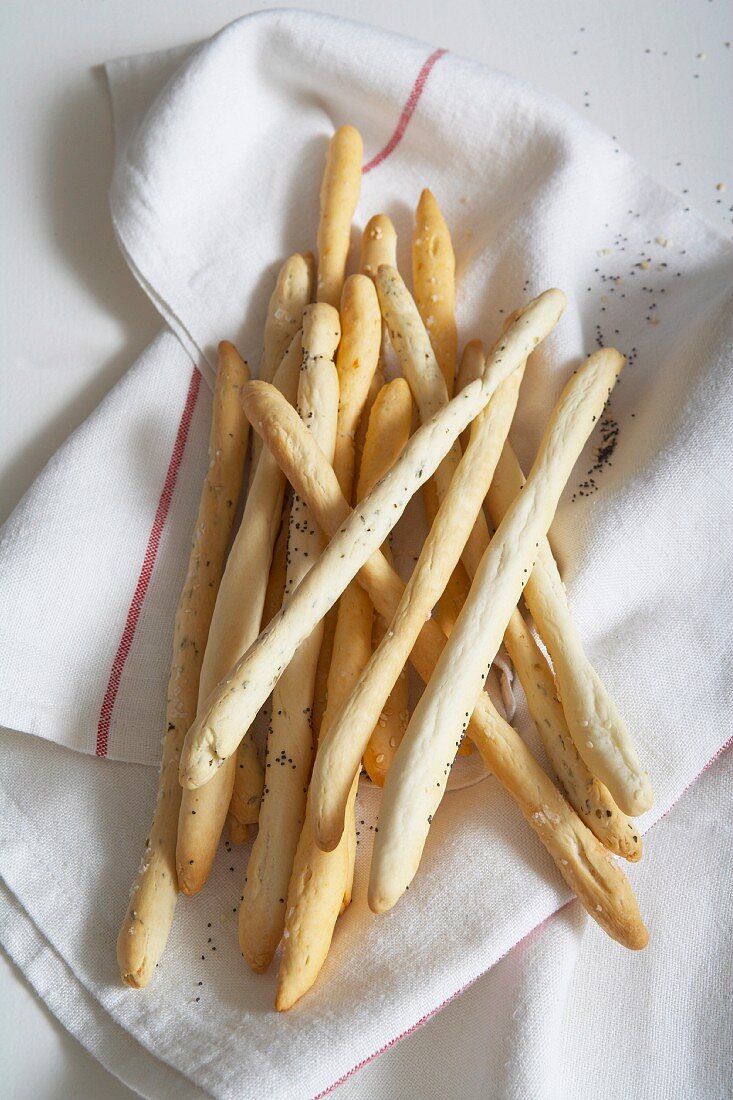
[[275, 378, 411, 1011], [240, 304, 340, 972], [411, 194, 460, 631], [117, 342, 249, 987], [252, 254, 315, 471], [243, 378, 648, 950], [333, 274, 382, 495], [227, 735, 264, 846], [311, 272, 382, 738], [500, 609, 642, 860], [449, 342, 635, 853], [180, 290, 566, 786], [360, 380, 414, 786], [316, 125, 363, 307], [261, 254, 314, 384], [226, 492, 291, 845], [369, 349, 626, 913], [310, 357, 525, 852], [412, 188, 457, 394], [175, 333, 302, 895], [487, 444, 652, 816], [356, 214, 397, 467], [376, 265, 490, 583]]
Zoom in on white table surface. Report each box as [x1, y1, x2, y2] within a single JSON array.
[[1, 1, 731, 1097]]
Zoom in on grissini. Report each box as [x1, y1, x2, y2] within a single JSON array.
[[310, 357, 525, 852], [442, 342, 638, 855], [316, 125, 363, 308], [487, 443, 652, 817], [239, 304, 340, 972], [227, 491, 292, 844], [500, 608, 642, 860], [251, 254, 314, 470], [355, 214, 397, 473], [360, 380, 414, 786], [242, 376, 648, 950], [180, 289, 566, 786], [375, 265, 488, 580], [333, 273, 382, 495], [451, 343, 633, 849], [325, 274, 382, 903], [310, 274, 381, 741], [412, 188, 457, 394], [175, 332, 302, 895], [358, 218, 409, 785], [451, 334, 508, 734], [369, 349, 626, 914], [117, 342, 249, 987], [261, 253, 314, 385], [276, 379, 412, 1011]]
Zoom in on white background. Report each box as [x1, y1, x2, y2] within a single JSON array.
[[1, 1, 731, 1097]]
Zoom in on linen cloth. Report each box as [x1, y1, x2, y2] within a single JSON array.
[[0, 9, 732, 1098]]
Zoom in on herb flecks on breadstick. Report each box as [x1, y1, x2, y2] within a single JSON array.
[[310, 356, 525, 852], [487, 444, 652, 817], [316, 125, 363, 308], [369, 349, 626, 914], [117, 342, 249, 987], [175, 333, 302, 896], [240, 304, 340, 972], [276, 378, 410, 1011], [242, 375, 648, 951], [180, 289, 566, 787], [412, 188, 457, 395]]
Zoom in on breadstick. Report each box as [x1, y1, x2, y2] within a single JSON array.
[[312, 268, 383, 742], [275, 379, 410, 1010], [227, 735, 264, 846], [251, 254, 314, 471], [227, 494, 291, 844], [240, 304, 340, 971], [412, 189, 457, 394], [243, 376, 647, 950], [316, 125, 363, 307], [310, 359, 525, 852], [333, 273, 382, 495], [487, 444, 652, 817], [360, 380, 413, 785], [369, 349, 625, 913], [117, 342, 249, 987], [439, 342, 636, 853], [501, 609, 642, 860], [261, 253, 314, 385], [180, 289, 566, 786], [226, 491, 292, 844], [357, 214, 397, 465], [175, 332, 302, 895], [376, 265, 489, 581]]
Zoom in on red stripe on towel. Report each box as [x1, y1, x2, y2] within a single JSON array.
[[95, 366, 202, 757], [362, 48, 448, 174]]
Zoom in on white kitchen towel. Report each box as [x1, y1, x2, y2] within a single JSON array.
[[1, 8, 732, 1099]]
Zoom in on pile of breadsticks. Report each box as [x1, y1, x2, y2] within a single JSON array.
[[117, 124, 653, 1011]]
